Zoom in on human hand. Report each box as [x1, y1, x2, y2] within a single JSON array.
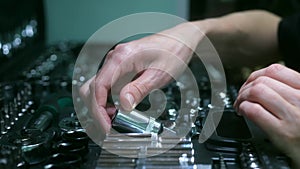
[[234, 64, 300, 167], [79, 22, 204, 136]]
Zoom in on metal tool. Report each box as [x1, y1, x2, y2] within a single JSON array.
[[111, 109, 163, 134]]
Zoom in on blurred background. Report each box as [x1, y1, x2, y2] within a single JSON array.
[[44, 0, 300, 45], [44, 0, 300, 44], [3, 0, 300, 45], [44, 0, 189, 44]]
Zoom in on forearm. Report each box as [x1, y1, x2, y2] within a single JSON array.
[[191, 10, 282, 67]]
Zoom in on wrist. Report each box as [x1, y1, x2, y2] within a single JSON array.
[[189, 18, 222, 39], [161, 21, 211, 50]]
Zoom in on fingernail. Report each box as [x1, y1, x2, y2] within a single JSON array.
[[125, 93, 135, 110], [233, 101, 242, 116]]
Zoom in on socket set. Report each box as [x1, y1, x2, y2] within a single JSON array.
[[0, 41, 101, 169], [98, 134, 195, 169], [0, 49, 293, 169], [92, 72, 292, 169], [0, 0, 293, 167]]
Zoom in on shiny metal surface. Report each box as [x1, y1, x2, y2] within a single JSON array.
[[111, 109, 163, 134]]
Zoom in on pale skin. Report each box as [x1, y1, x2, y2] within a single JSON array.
[[80, 10, 300, 167]]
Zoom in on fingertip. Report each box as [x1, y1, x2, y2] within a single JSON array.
[[120, 93, 136, 111], [233, 102, 242, 116], [119, 69, 166, 112], [235, 110, 243, 116], [106, 106, 117, 118]]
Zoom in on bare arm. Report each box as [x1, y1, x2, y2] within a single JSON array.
[[80, 9, 284, 145], [192, 10, 282, 67]]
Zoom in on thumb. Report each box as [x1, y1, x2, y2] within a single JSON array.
[[119, 69, 171, 111]]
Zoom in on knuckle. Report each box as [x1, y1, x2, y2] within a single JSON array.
[[105, 50, 114, 59], [248, 83, 265, 98], [114, 43, 134, 55], [132, 82, 149, 97], [251, 104, 264, 116], [248, 70, 259, 80], [239, 101, 260, 120], [265, 64, 284, 76], [253, 76, 269, 85], [110, 44, 135, 64]]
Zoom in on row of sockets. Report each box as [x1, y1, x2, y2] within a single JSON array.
[[0, 82, 35, 135], [97, 134, 195, 169]]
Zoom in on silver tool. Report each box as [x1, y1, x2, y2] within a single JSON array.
[[111, 109, 163, 134]]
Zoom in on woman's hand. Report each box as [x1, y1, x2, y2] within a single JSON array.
[[234, 64, 300, 168], [79, 22, 205, 136]]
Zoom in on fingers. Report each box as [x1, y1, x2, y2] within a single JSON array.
[[88, 78, 112, 132], [238, 100, 280, 134], [92, 35, 191, 113], [235, 64, 300, 120], [235, 82, 291, 119], [119, 68, 172, 111], [79, 76, 112, 134], [236, 65, 300, 166], [95, 43, 180, 111], [106, 106, 117, 118], [95, 46, 134, 107], [79, 76, 95, 105], [238, 76, 300, 107], [242, 64, 300, 89]]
